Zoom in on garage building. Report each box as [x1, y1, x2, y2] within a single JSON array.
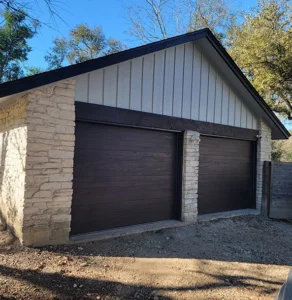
[[0, 28, 289, 246]]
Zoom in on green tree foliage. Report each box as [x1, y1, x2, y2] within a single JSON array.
[[25, 66, 45, 76], [272, 130, 292, 161], [45, 25, 125, 70], [229, 0, 292, 120], [0, 9, 38, 83], [45, 37, 67, 70]]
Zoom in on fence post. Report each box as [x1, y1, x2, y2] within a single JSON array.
[[261, 161, 271, 217]]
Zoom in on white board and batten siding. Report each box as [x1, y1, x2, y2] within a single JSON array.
[[75, 42, 258, 130]]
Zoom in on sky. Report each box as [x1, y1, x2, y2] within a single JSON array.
[[26, 0, 257, 68], [27, 0, 133, 68]]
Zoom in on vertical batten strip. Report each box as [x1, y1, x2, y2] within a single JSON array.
[[162, 50, 166, 114], [173, 44, 184, 117], [88, 69, 103, 104], [75, 73, 89, 103], [129, 61, 132, 109], [221, 81, 229, 124], [191, 44, 201, 120], [213, 72, 217, 123], [233, 92, 236, 126], [197, 54, 203, 120], [130, 57, 143, 111], [142, 54, 154, 113], [127, 62, 131, 108], [227, 88, 230, 125], [140, 57, 144, 111], [172, 47, 177, 116], [246, 108, 253, 129], [228, 89, 236, 126], [86, 73, 89, 103], [153, 51, 165, 115], [102, 69, 105, 105], [189, 43, 195, 120], [103, 65, 118, 107], [207, 66, 216, 123], [116, 65, 119, 107], [152, 53, 156, 113], [220, 79, 224, 123], [240, 96, 243, 126], [214, 72, 222, 124], [180, 44, 186, 118], [253, 116, 258, 129], [163, 47, 175, 116], [241, 104, 247, 128], [117, 61, 131, 109], [235, 94, 243, 127], [182, 42, 193, 119], [234, 94, 237, 126], [205, 63, 210, 121]]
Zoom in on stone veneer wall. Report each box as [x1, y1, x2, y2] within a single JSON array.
[[256, 119, 272, 211], [22, 79, 76, 246], [0, 98, 27, 240], [181, 131, 200, 222]]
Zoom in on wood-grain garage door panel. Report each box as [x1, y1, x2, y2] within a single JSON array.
[[198, 136, 255, 214], [71, 122, 179, 235]]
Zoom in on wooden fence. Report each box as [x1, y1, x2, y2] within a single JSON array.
[[262, 161, 292, 219]]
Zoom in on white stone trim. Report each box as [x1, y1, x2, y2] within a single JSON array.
[[0, 98, 27, 240], [256, 119, 272, 212], [22, 79, 76, 246], [181, 131, 200, 222]]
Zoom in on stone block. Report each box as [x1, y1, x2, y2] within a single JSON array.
[[47, 201, 71, 208], [53, 189, 73, 197], [55, 125, 75, 134], [50, 228, 70, 240], [35, 125, 55, 133], [49, 173, 73, 182], [55, 87, 75, 98], [40, 182, 62, 190], [49, 150, 74, 159], [51, 214, 71, 222], [52, 221, 71, 229], [33, 191, 52, 198], [59, 110, 75, 120]]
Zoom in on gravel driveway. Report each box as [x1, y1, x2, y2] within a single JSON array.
[[0, 215, 291, 299]]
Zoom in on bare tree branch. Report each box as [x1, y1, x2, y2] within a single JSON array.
[[125, 0, 238, 44], [0, 0, 68, 30]]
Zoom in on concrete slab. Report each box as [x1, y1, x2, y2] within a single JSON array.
[[198, 209, 260, 222], [70, 209, 260, 244], [69, 220, 186, 244]]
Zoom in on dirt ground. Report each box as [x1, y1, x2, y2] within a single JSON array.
[[0, 215, 291, 300]]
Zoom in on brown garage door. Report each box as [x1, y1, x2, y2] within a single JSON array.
[[198, 136, 256, 215], [71, 122, 181, 235]]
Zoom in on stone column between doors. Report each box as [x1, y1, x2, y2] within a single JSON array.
[[181, 130, 200, 222]]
